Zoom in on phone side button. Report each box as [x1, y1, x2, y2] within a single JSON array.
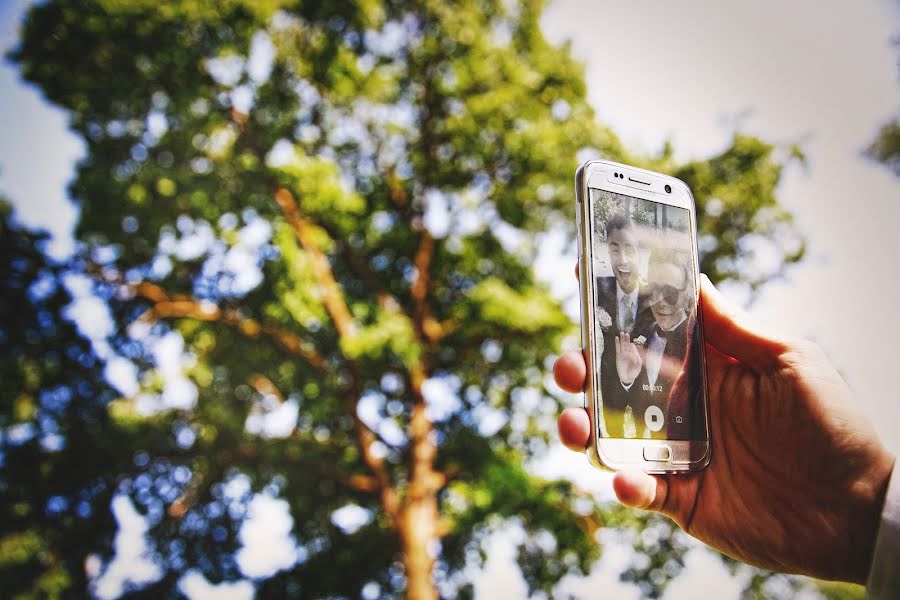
[[643, 446, 671, 462], [576, 226, 582, 256]]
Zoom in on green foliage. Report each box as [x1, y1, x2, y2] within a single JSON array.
[[462, 278, 570, 334], [6, 0, 805, 597], [0, 202, 128, 599], [866, 117, 900, 177], [272, 223, 329, 326], [274, 154, 368, 234], [814, 579, 866, 600], [341, 310, 422, 366]]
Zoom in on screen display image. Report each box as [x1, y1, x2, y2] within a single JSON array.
[[589, 188, 706, 441]]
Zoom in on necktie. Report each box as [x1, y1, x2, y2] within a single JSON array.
[[623, 405, 636, 438], [622, 295, 634, 332]]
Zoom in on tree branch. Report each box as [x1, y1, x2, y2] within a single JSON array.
[[345, 369, 402, 527], [248, 373, 285, 401], [95, 272, 328, 370], [318, 466, 380, 493], [141, 292, 326, 370], [219, 115, 402, 523], [273, 187, 357, 339], [271, 187, 405, 527]]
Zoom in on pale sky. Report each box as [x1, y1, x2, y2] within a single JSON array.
[[2, 0, 899, 598]]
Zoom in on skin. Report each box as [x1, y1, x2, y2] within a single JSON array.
[[555, 274, 895, 584], [607, 226, 639, 294], [614, 331, 642, 385], [614, 261, 688, 385], [647, 262, 687, 330]]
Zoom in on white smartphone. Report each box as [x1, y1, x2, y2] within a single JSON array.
[[575, 160, 711, 473]]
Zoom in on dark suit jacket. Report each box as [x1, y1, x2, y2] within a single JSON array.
[[626, 318, 689, 439], [595, 277, 654, 426]]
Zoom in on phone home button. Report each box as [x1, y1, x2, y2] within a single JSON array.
[[643, 446, 671, 462]]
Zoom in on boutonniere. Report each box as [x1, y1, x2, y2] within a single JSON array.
[[597, 308, 612, 330], [633, 335, 647, 346]]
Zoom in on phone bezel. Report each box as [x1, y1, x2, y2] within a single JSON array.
[[575, 159, 711, 473]]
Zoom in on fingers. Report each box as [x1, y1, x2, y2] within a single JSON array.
[[553, 349, 586, 393], [616, 332, 631, 354], [558, 407, 591, 451], [699, 274, 788, 371]]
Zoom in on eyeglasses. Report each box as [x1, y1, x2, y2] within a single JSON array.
[[648, 283, 684, 305]]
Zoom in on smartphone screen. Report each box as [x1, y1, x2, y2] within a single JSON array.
[[589, 187, 706, 442]]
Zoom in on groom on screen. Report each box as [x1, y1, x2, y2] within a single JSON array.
[[595, 214, 654, 423]]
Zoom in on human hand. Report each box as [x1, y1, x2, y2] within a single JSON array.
[[553, 275, 895, 584], [614, 332, 642, 386]]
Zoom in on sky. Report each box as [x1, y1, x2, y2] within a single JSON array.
[[2, 0, 900, 598]]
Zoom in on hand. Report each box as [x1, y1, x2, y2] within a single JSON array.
[[553, 274, 895, 584], [614, 332, 642, 386]]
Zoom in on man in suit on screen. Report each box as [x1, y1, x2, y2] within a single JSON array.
[[595, 214, 654, 435]]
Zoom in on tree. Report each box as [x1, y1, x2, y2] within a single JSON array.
[[8, 0, 804, 597], [0, 201, 123, 598]]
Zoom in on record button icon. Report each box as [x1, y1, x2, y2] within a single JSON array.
[[644, 406, 665, 432]]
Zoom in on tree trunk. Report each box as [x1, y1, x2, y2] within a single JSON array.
[[401, 395, 440, 600], [400, 489, 439, 600]]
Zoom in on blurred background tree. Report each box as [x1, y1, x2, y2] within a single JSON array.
[[3, 0, 805, 598], [867, 117, 900, 176], [867, 41, 900, 178], [0, 200, 130, 598]]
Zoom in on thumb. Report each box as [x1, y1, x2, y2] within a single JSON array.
[[613, 470, 694, 528], [699, 274, 787, 371]]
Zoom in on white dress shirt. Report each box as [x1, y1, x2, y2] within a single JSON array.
[[868, 461, 900, 598], [645, 317, 688, 395]]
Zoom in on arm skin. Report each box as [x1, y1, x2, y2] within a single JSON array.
[[553, 274, 895, 584]]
